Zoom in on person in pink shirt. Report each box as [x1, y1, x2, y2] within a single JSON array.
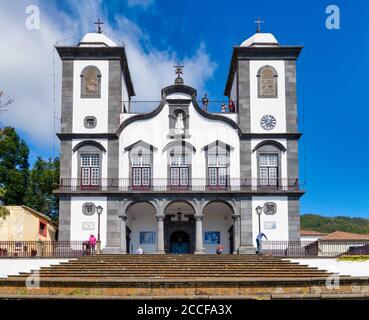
[[89, 234, 97, 255]]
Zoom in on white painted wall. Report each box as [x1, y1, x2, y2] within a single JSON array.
[[0, 259, 72, 278], [72, 60, 109, 133], [119, 100, 240, 182], [288, 259, 369, 277], [300, 236, 320, 243], [121, 74, 130, 112], [249, 60, 286, 133], [252, 196, 289, 245], [203, 203, 233, 254], [126, 203, 157, 254], [70, 196, 107, 248]]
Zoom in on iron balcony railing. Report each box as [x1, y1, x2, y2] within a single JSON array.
[[58, 178, 301, 192], [0, 241, 86, 258], [123, 100, 238, 114], [262, 240, 369, 257]]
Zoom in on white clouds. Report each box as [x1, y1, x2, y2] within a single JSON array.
[[0, 0, 217, 154], [127, 0, 155, 9]]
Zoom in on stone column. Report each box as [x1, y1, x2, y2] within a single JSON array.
[[119, 215, 127, 254], [238, 198, 256, 254], [232, 214, 241, 254], [156, 215, 165, 254], [195, 215, 204, 254]]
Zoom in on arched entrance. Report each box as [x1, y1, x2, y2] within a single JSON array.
[[126, 201, 156, 254], [202, 201, 234, 254], [170, 230, 190, 253], [164, 201, 195, 254]]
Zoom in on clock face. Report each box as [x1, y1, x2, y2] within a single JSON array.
[[260, 115, 276, 130]]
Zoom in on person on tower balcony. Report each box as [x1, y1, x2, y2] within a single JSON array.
[[228, 98, 235, 113], [221, 103, 227, 113], [202, 93, 209, 111]]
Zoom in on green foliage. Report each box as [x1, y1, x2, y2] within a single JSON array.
[[24, 157, 59, 221], [0, 127, 29, 205], [0, 127, 59, 221], [301, 214, 369, 234], [0, 205, 10, 219], [337, 255, 369, 262]]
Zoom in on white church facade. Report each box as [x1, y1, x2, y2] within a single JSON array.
[[55, 28, 304, 254]]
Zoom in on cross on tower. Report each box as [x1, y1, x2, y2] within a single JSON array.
[[94, 18, 104, 34], [174, 63, 184, 78], [254, 17, 264, 33]]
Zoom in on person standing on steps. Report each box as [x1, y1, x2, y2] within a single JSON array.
[[256, 232, 268, 254], [89, 234, 97, 255], [136, 246, 143, 254]]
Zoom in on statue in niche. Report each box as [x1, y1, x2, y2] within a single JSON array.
[[174, 113, 185, 135]]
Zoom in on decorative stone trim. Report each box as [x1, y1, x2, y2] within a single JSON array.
[[82, 202, 96, 215], [84, 116, 97, 129]]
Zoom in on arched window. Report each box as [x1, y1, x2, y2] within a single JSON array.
[[124, 141, 156, 189], [73, 141, 106, 189], [80, 66, 101, 98], [202, 140, 233, 189], [164, 141, 195, 189], [257, 66, 278, 98], [253, 141, 285, 188]]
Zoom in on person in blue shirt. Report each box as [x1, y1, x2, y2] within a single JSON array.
[[256, 232, 268, 254]]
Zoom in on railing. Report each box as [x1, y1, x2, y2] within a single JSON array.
[[123, 100, 238, 114], [262, 240, 369, 257], [0, 241, 86, 258], [58, 178, 301, 192]]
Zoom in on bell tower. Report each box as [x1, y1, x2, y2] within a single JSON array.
[[224, 27, 304, 251], [55, 26, 135, 243]]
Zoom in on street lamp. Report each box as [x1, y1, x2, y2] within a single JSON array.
[[96, 205, 103, 254], [255, 206, 263, 234]]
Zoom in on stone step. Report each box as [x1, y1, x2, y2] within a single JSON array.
[[37, 265, 319, 272], [58, 261, 299, 265], [17, 270, 330, 276]]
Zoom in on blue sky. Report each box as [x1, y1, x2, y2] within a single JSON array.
[[1, 0, 368, 217]]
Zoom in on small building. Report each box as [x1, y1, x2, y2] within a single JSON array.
[[0, 206, 58, 241], [305, 231, 369, 257], [300, 230, 327, 243]]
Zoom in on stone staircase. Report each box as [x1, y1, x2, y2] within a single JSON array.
[[11, 254, 332, 279], [1, 254, 369, 299]]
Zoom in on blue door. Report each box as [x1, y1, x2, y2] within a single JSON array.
[[170, 231, 190, 254]]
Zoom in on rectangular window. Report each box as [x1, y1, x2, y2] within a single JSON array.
[[80, 154, 100, 188], [170, 154, 190, 188], [39, 221, 47, 237], [259, 154, 278, 186], [208, 154, 228, 188], [131, 155, 151, 188]]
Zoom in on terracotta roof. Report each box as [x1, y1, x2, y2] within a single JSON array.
[[300, 230, 327, 236], [321, 231, 369, 240]]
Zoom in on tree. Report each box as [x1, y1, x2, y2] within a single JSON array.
[[25, 157, 59, 221], [0, 127, 29, 205]]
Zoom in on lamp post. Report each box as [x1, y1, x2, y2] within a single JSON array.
[[255, 206, 263, 234], [96, 205, 103, 254]]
